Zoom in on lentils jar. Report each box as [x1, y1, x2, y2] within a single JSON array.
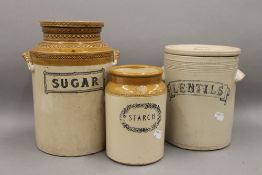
[[22, 21, 119, 156], [164, 44, 245, 150], [105, 65, 167, 165]]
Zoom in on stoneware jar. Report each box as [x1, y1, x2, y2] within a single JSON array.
[[105, 65, 167, 165], [22, 21, 119, 156], [164, 44, 245, 150]]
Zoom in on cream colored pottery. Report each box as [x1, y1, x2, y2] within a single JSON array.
[[105, 65, 167, 165], [164, 44, 245, 150], [22, 21, 119, 156]]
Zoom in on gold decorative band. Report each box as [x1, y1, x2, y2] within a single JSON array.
[[37, 41, 108, 49], [111, 76, 162, 85], [43, 33, 101, 42], [106, 90, 167, 97], [106, 81, 167, 97], [106, 72, 166, 97], [40, 21, 104, 28], [42, 27, 102, 34], [29, 51, 114, 66]]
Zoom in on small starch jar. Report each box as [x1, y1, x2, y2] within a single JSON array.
[[105, 65, 167, 165]]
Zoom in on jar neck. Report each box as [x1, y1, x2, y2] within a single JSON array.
[[41, 27, 102, 42], [110, 75, 162, 85]]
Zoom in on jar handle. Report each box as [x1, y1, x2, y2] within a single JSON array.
[[112, 50, 120, 66], [235, 69, 245, 82], [22, 51, 34, 72], [161, 66, 165, 81]]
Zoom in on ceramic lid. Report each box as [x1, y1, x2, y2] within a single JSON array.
[[110, 65, 163, 77], [165, 44, 241, 57]]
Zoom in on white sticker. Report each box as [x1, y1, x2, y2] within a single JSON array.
[[153, 129, 162, 139], [213, 112, 224, 121]]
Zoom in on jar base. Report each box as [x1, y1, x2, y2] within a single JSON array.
[[36, 145, 105, 157], [106, 154, 163, 166], [166, 140, 231, 151]]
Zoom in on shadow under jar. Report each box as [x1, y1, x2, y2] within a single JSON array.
[[105, 65, 167, 165], [22, 21, 119, 156]]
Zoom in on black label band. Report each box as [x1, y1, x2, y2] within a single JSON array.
[[43, 69, 105, 94], [167, 80, 230, 105], [120, 103, 161, 133]]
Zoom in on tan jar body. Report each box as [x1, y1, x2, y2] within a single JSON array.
[[105, 65, 167, 165], [32, 64, 111, 156]]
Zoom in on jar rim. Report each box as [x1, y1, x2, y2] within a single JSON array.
[[110, 64, 163, 78], [40, 20, 104, 28], [165, 44, 241, 57]]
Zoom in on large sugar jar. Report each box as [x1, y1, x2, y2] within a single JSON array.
[[22, 21, 119, 156]]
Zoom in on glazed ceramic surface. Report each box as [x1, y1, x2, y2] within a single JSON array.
[[105, 65, 167, 165], [164, 44, 245, 150], [22, 21, 119, 156]]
